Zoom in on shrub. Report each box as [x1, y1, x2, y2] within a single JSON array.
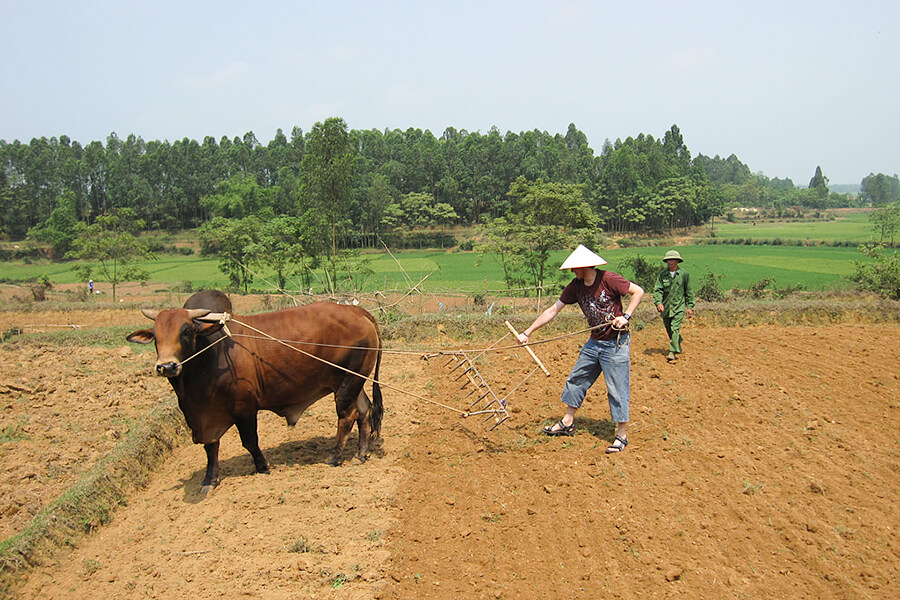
[[774, 282, 805, 298], [848, 245, 900, 300], [696, 270, 725, 302], [748, 278, 775, 298], [620, 254, 658, 292], [29, 275, 53, 301]]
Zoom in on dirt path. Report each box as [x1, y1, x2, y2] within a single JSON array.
[[7, 323, 900, 599]]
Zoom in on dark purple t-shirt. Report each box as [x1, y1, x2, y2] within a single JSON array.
[[559, 270, 632, 341]]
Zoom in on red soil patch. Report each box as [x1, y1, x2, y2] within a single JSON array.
[[2, 308, 898, 599]]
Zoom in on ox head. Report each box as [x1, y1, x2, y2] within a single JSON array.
[[126, 308, 214, 377]]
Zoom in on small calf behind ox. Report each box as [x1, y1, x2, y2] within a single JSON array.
[[127, 300, 383, 493]]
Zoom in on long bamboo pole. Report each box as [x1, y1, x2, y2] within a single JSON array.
[[504, 320, 550, 377]]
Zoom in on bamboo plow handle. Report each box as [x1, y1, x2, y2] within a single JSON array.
[[505, 320, 550, 377]]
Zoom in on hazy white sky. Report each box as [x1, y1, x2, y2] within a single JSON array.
[[2, 0, 897, 185]]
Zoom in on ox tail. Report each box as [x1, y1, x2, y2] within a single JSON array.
[[370, 335, 384, 439]]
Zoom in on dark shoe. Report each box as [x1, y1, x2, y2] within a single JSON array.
[[542, 420, 575, 436], [606, 435, 628, 453]]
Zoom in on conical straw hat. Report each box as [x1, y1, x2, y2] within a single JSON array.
[[559, 244, 608, 270]]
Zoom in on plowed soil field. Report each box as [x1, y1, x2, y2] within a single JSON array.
[[1, 301, 898, 600]]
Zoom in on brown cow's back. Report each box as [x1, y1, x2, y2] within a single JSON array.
[[198, 302, 381, 430]]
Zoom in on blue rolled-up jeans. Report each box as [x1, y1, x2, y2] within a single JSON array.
[[559, 335, 630, 423]]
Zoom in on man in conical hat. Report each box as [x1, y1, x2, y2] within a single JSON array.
[[516, 244, 644, 454], [652, 250, 695, 363]]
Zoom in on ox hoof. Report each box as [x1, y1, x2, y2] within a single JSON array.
[[350, 456, 367, 466], [200, 484, 217, 495], [325, 456, 343, 467]]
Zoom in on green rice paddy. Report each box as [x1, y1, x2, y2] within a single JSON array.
[[0, 213, 883, 295], [0, 245, 869, 295], [711, 210, 873, 242]]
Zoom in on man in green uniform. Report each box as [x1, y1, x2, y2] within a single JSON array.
[[652, 250, 694, 363]]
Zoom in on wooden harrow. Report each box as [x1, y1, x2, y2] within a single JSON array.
[[423, 321, 550, 430]]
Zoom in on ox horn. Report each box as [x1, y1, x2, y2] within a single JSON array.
[[141, 308, 159, 321], [187, 309, 212, 320]]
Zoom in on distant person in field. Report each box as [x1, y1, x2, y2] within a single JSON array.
[[515, 245, 644, 454], [652, 250, 694, 363], [88, 279, 94, 295]]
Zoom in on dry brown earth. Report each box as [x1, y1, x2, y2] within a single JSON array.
[[1, 300, 897, 599]]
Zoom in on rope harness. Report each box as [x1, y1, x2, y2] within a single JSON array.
[[178, 312, 468, 416], [172, 312, 631, 419]]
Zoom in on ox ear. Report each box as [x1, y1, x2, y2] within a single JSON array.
[[126, 329, 155, 345], [141, 309, 159, 321]]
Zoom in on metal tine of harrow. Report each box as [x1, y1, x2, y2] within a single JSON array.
[[450, 352, 472, 373], [453, 365, 475, 381], [471, 379, 505, 419], [447, 357, 468, 373], [441, 340, 516, 431], [479, 395, 508, 416], [481, 397, 506, 414], [479, 397, 503, 412], [482, 409, 509, 425], [460, 371, 482, 390], [463, 386, 480, 400], [466, 390, 491, 411], [466, 408, 502, 416], [488, 415, 510, 431], [460, 380, 482, 392]]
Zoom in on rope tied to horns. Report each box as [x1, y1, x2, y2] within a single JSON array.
[[169, 311, 469, 416], [152, 311, 632, 417], [176, 312, 233, 367], [180, 312, 629, 358]]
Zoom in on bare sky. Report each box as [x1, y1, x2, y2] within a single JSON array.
[[2, 0, 897, 185]]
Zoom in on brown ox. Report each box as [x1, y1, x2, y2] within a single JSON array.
[[127, 300, 383, 492]]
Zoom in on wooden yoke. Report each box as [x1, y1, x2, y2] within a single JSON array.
[[505, 320, 550, 377]]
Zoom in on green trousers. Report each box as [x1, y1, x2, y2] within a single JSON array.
[[662, 311, 685, 354]]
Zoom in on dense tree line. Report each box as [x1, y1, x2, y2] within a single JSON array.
[[0, 122, 708, 242], [2, 120, 893, 249], [695, 154, 899, 215]]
